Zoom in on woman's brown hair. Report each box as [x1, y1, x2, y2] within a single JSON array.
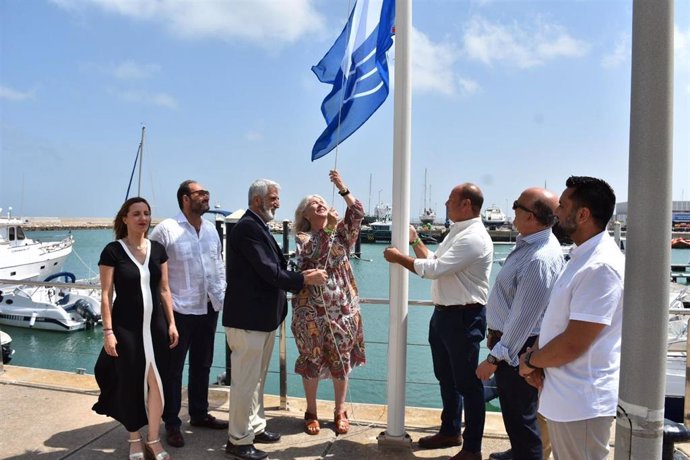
[[113, 197, 151, 240]]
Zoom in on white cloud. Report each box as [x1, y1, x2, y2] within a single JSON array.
[[458, 77, 480, 95], [113, 60, 160, 79], [0, 85, 35, 101], [411, 28, 461, 95], [601, 33, 631, 69], [462, 16, 588, 68], [114, 89, 178, 109], [676, 26, 690, 72], [51, 0, 324, 45]]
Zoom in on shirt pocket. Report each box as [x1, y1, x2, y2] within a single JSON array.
[[174, 240, 195, 260]]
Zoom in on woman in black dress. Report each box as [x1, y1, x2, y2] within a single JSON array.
[[93, 197, 179, 460]]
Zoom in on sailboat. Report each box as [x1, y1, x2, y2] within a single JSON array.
[[419, 169, 436, 225]]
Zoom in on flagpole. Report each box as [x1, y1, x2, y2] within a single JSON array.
[[614, 0, 673, 457], [377, 0, 412, 447]]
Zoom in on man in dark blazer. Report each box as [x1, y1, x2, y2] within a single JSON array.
[[223, 179, 327, 460]]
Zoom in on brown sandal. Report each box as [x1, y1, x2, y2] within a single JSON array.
[[304, 411, 320, 435], [334, 411, 350, 434]]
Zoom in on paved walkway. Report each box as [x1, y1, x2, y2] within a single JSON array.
[[0, 365, 684, 459]]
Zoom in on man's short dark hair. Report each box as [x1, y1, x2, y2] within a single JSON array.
[[532, 199, 556, 227], [460, 184, 484, 215], [565, 176, 616, 230], [177, 180, 197, 210]]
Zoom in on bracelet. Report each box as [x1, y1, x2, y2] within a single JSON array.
[[338, 188, 350, 196], [102, 328, 112, 331], [410, 237, 422, 247], [104, 330, 114, 336]]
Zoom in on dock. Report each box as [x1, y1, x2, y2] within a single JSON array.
[[4, 365, 690, 459]]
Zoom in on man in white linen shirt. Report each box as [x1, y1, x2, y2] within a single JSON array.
[[519, 176, 624, 460], [150, 180, 228, 448], [384, 183, 493, 460]]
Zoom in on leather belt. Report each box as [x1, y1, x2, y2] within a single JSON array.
[[434, 303, 483, 311]]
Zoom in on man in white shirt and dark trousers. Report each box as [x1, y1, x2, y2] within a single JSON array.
[[384, 183, 493, 460], [476, 187, 565, 460], [519, 176, 624, 460], [150, 180, 228, 448]]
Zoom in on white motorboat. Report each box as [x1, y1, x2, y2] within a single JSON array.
[[664, 287, 690, 421], [482, 205, 507, 229], [0, 278, 101, 332], [0, 208, 73, 282], [1, 330, 13, 364]]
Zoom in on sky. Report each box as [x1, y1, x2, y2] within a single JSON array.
[[1, 0, 689, 221]]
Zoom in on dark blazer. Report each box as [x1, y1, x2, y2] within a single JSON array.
[[223, 210, 304, 332]]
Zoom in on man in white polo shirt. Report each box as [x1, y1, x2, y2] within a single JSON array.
[[519, 176, 624, 460]]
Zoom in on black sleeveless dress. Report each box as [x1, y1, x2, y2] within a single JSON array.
[[92, 239, 170, 432]]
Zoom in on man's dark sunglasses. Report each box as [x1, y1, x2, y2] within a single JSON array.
[[512, 200, 536, 215]]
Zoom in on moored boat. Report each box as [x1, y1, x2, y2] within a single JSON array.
[[0, 274, 101, 332], [482, 205, 507, 230], [1, 330, 12, 364], [0, 208, 73, 282]]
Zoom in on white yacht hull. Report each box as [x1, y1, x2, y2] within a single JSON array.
[[0, 285, 101, 332], [0, 243, 72, 282]]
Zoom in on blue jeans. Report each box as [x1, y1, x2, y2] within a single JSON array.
[[495, 335, 541, 460], [428, 305, 486, 453], [163, 304, 218, 428]]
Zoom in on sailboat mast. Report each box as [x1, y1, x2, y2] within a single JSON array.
[[137, 126, 145, 197], [368, 173, 373, 215]]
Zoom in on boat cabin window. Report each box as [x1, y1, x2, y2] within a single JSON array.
[[8, 226, 26, 241]]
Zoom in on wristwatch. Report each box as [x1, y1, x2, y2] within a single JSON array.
[[525, 350, 541, 369], [486, 354, 499, 365]]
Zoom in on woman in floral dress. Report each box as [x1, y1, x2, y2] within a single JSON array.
[[292, 170, 366, 435]]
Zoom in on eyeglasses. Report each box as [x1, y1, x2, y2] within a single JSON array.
[[188, 190, 210, 197], [512, 200, 536, 215]]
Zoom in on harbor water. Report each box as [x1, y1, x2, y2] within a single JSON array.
[[4, 228, 689, 412]]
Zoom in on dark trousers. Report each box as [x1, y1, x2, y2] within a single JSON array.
[[495, 336, 541, 460], [163, 304, 219, 428], [429, 305, 486, 453]]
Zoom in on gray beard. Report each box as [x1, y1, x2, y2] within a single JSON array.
[[258, 204, 275, 222]]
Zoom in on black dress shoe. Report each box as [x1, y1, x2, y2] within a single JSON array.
[[190, 414, 229, 429], [418, 432, 462, 449], [489, 449, 513, 460], [225, 442, 268, 460], [254, 430, 281, 443], [165, 426, 185, 448]]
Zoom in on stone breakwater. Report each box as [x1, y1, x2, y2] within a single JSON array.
[[19, 217, 162, 230]]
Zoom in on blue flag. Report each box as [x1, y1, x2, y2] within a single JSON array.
[[311, 0, 395, 161]]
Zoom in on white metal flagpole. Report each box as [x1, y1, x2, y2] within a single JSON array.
[[377, 0, 412, 447]]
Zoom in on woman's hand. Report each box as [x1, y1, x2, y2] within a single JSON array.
[[327, 207, 339, 229], [169, 323, 180, 349], [329, 170, 347, 192], [104, 332, 118, 357]]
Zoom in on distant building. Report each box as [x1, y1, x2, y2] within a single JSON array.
[[615, 201, 690, 230]]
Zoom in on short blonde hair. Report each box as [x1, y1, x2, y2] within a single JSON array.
[[294, 194, 327, 233]]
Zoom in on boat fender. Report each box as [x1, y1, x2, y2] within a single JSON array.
[[74, 299, 101, 328], [44, 272, 76, 283]]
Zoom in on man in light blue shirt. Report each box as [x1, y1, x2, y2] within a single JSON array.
[[476, 187, 564, 460], [150, 180, 228, 448]]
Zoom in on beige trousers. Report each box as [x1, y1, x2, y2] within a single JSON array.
[[226, 327, 276, 445], [547, 416, 613, 460], [538, 412, 552, 459]]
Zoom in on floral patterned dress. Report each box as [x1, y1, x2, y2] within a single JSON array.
[[291, 200, 366, 380]]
